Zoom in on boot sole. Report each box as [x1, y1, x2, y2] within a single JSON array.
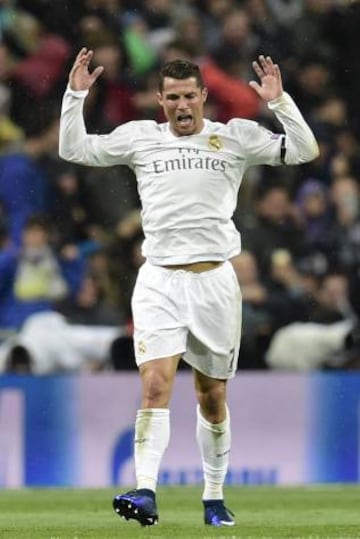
[[113, 497, 159, 526]]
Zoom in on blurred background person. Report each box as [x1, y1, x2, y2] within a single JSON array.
[[0, 214, 84, 331]]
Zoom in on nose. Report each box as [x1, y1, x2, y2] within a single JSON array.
[[177, 96, 188, 109]]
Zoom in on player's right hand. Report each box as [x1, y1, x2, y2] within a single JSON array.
[[68, 47, 104, 92]]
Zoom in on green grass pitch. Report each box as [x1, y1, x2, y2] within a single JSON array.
[[1, 485, 360, 538]]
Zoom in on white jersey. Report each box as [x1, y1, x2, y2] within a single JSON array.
[[59, 88, 318, 265]]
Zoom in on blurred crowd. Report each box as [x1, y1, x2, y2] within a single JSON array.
[[1, 0, 360, 374]]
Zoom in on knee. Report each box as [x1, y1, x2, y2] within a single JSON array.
[[141, 368, 172, 408], [196, 384, 227, 423]]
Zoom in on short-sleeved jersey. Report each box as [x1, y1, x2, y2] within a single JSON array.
[[60, 90, 319, 265]]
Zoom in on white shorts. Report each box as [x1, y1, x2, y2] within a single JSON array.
[[131, 261, 242, 379]]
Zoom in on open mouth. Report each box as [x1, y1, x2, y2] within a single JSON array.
[[176, 113, 193, 127]]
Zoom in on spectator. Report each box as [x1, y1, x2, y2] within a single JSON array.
[[328, 176, 360, 273], [265, 317, 353, 370], [211, 7, 255, 67], [231, 251, 272, 369], [287, 56, 335, 122], [173, 12, 206, 58], [108, 212, 145, 322], [242, 181, 304, 277], [8, 29, 71, 133], [49, 162, 103, 255], [309, 272, 351, 325], [0, 81, 23, 153], [289, 0, 336, 65], [193, 0, 238, 51], [200, 53, 260, 122], [85, 42, 139, 131], [266, 0, 302, 28], [244, 0, 295, 67], [266, 248, 315, 326], [0, 214, 85, 330], [57, 272, 125, 327], [0, 310, 124, 374], [121, 12, 158, 77], [17, 0, 85, 42], [318, 0, 360, 137], [331, 128, 360, 181], [0, 113, 60, 244], [294, 178, 333, 258]]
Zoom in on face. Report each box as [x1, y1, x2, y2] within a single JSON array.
[[319, 275, 348, 310], [303, 192, 326, 217], [258, 188, 290, 222], [22, 226, 48, 249], [157, 77, 207, 136]]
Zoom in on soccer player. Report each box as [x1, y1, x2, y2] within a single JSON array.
[[59, 49, 319, 527]]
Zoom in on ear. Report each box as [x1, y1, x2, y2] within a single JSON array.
[[202, 87, 208, 103], [157, 92, 163, 107]]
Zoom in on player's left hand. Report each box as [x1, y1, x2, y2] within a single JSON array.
[[249, 55, 283, 102]]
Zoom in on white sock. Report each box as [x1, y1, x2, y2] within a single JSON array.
[[196, 404, 231, 501], [135, 408, 170, 493]]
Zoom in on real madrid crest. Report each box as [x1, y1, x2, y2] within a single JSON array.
[[138, 340, 146, 354], [208, 135, 222, 151]]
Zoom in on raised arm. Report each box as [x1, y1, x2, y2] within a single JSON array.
[[59, 48, 105, 165], [59, 49, 134, 167], [249, 55, 319, 164]]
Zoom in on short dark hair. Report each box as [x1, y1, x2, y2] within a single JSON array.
[[24, 213, 52, 232], [159, 59, 204, 92]]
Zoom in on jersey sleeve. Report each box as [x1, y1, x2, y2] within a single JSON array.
[[228, 91, 319, 168], [267, 92, 319, 165], [59, 86, 137, 167]]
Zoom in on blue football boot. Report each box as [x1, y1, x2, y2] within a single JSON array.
[[113, 488, 158, 526], [203, 500, 235, 527]]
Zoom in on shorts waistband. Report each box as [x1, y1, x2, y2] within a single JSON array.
[[161, 261, 224, 273]]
